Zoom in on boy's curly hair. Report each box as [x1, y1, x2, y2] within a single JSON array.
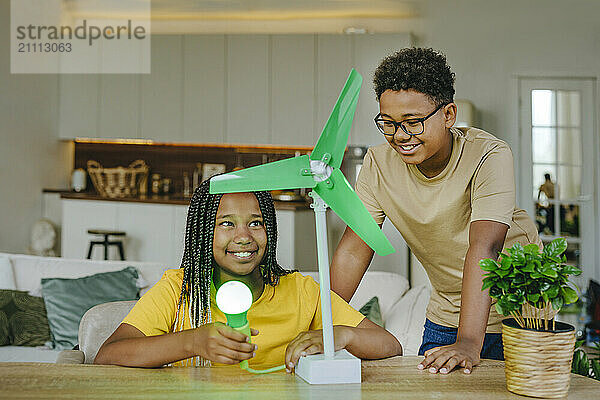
[[373, 47, 455, 106]]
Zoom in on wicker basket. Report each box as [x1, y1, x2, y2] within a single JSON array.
[[502, 318, 575, 398], [87, 160, 149, 198]]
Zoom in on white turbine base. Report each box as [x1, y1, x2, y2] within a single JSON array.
[[295, 349, 361, 384]]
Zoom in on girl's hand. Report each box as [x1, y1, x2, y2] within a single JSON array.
[[284, 326, 352, 373], [192, 322, 258, 365]]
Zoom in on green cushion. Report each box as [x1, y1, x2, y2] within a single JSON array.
[[0, 290, 51, 346], [41, 267, 140, 350], [359, 296, 383, 327]]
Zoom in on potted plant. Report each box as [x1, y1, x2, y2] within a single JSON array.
[[480, 238, 581, 398]]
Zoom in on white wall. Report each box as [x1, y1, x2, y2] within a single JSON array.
[[413, 0, 600, 282], [417, 0, 600, 203], [0, 0, 72, 254], [2, 0, 599, 264]]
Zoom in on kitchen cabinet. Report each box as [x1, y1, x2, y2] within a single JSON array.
[[271, 35, 315, 146], [98, 75, 140, 139], [116, 203, 180, 265], [275, 209, 317, 271], [140, 36, 184, 142], [226, 35, 270, 144], [316, 35, 352, 144], [61, 199, 188, 266], [58, 75, 99, 139], [61, 199, 317, 270], [182, 35, 226, 144], [61, 200, 120, 260], [58, 33, 413, 146]]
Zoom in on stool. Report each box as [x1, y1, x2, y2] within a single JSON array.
[[86, 229, 126, 260]]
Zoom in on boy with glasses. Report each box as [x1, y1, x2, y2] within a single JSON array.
[[330, 48, 541, 375]]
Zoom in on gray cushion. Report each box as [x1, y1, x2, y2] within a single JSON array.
[[56, 349, 85, 364], [41, 267, 140, 350], [79, 300, 136, 364]]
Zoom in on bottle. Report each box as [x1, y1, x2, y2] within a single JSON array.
[[161, 178, 171, 195], [71, 168, 86, 192], [151, 174, 161, 196], [183, 172, 191, 197]]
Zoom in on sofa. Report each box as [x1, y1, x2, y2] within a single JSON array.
[[0, 252, 430, 363]]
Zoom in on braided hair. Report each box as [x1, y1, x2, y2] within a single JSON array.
[[173, 178, 293, 366]]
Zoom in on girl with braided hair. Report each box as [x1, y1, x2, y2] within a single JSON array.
[[95, 178, 402, 371]]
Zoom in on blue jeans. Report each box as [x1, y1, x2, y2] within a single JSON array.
[[418, 319, 504, 360]]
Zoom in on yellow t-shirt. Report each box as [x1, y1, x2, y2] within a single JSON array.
[[356, 127, 541, 333], [122, 269, 365, 367]]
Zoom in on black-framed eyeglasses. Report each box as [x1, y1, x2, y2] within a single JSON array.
[[374, 103, 447, 136]]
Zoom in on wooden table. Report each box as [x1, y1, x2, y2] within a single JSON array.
[[1, 357, 598, 399]]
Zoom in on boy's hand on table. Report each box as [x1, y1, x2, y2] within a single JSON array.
[[284, 326, 352, 373], [192, 322, 258, 365], [417, 341, 480, 374]]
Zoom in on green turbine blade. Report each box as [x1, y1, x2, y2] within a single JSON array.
[[209, 155, 316, 194], [314, 169, 395, 256], [310, 69, 362, 169]]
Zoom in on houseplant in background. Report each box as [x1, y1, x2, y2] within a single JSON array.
[[572, 340, 600, 381], [480, 238, 581, 398]]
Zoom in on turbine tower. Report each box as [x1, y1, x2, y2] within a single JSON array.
[[210, 69, 395, 384]]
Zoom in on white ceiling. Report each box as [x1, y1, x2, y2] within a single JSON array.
[[63, 0, 420, 33], [148, 0, 417, 19]]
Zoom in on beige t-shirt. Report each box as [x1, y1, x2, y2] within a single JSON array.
[[356, 127, 541, 333]]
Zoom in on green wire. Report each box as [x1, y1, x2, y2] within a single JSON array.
[[241, 364, 286, 374]]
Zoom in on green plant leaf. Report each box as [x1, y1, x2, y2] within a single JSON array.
[[551, 295, 564, 310], [513, 252, 526, 266], [495, 268, 511, 278], [572, 350, 588, 375], [527, 293, 540, 303], [541, 266, 558, 278], [479, 258, 499, 272], [513, 275, 526, 287], [489, 286, 503, 298], [542, 292, 549, 303], [591, 359, 600, 381], [561, 286, 579, 305], [499, 257, 512, 270], [521, 263, 535, 273], [507, 293, 520, 303], [538, 281, 551, 291], [531, 271, 543, 279], [545, 285, 560, 298], [561, 265, 582, 276], [497, 280, 509, 291], [482, 279, 496, 291], [543, 238, 567, 258], [495, 302, 506, 316], [524, 243, 540, 254]]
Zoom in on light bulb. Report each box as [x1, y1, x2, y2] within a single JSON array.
[[216, 281, 253, 315]]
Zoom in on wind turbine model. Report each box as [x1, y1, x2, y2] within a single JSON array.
[[210, 69, 395, 384]]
